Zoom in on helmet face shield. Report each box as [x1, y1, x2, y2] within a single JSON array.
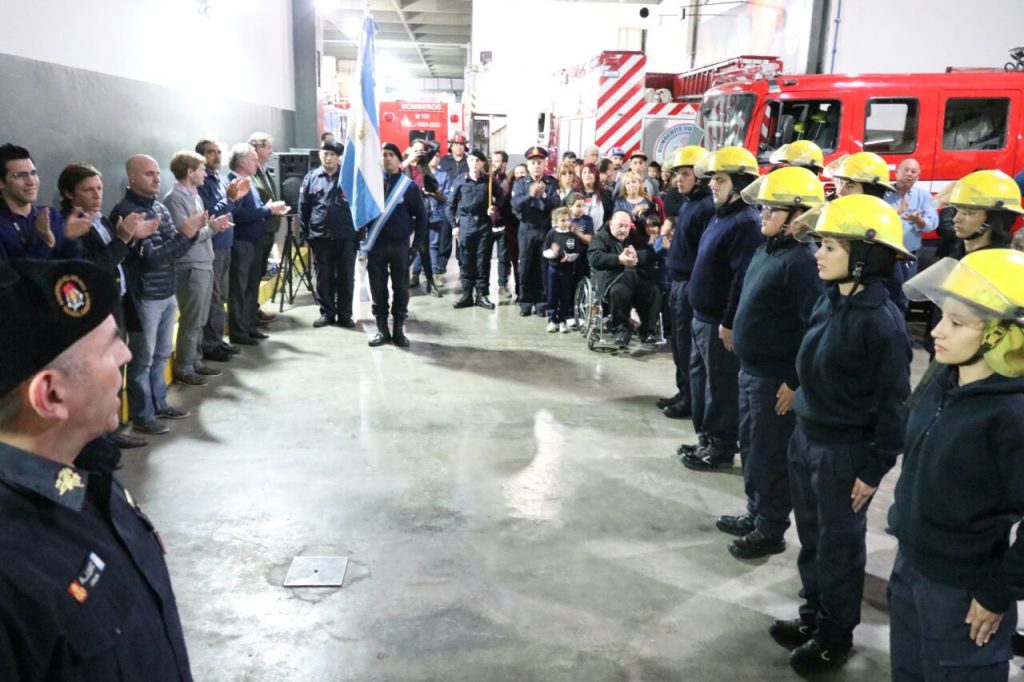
[[904, 258, 1019, 321], [769, 141, 824, 169], [791, 204, 825, 243], [789, 194, 914, 258]]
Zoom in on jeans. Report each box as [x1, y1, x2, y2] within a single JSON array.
[[127, 295, 177, 422], [415, 220, 445, 275], [173, 265, 213, 376], [367, 240, 411, 321], [202, 248, 230, 353], [738, 370, 795, 538], [789, 423, 872, 650], [689, 318, 740, 446], [438, 220, 454, 271], [546, 265, 573, 323], [889, 548, 1014, 681]]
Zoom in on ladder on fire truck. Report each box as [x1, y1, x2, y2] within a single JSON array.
[[674, 55, 784, 99]]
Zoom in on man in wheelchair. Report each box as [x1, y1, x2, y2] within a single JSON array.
[[587, 209, 662, 348]]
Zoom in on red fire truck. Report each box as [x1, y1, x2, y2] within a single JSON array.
[[378, 101, 467, 149], [689, 68, 1024, 193], [548, 52, 783, 166]]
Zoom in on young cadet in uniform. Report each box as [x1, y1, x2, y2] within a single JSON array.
[[367, 142, 428, 348], [448, 148, 502, 310], [889, 248, 1024, 681], [679, 146, 763, 470], [944, 169, 1021, 255], [511, 146, 561, 317], [773, 194, 913, 674], [721, 166, 825, 559], [659, 146, 713, 420], [0, 259, 192, 680]]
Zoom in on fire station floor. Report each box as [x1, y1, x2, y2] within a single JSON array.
[[117, 266, 1021, 682]]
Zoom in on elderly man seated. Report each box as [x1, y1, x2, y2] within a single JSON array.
[[587, 209, 662, 347]]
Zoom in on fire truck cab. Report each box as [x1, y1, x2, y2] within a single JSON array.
[[690, 70, 1024, 192]]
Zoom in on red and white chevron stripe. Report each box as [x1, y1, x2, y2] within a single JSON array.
[[595, 53, 646, 154]]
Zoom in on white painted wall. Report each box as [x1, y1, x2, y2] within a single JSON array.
[[0, 0, 295, 110], [823, 0, 1024, 74]]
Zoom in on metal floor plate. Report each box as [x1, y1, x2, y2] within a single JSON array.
[[283, 556, 349, 588]]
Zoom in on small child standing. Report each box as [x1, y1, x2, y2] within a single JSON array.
[[542, 207, 581, 332], [646, 214, 671, 339], [566, 192, 595, 325]]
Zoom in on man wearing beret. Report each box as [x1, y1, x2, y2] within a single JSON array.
[[511, 146, 561, 316], [366, 143, 428, 347], [298, 140, 358, 328], [0, 259, 193, 680], [448, 148, 503, 310]]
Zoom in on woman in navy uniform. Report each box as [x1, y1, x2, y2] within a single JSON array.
[[771, 194, 913, 674], [0, 259, 192, 680], [888, 236, 1024, 680]]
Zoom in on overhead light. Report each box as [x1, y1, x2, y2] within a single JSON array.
[[315, 0, 340, 14], [342, 17, 361, 37]]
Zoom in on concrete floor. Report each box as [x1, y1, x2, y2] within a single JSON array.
[[117, 264, 1022, 681]]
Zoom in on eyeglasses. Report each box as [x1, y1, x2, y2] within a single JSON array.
[[8, 170, 39, 180], [759, 205, 788, 215]]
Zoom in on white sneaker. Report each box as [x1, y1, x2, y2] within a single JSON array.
[[559, 322, 569, 333], [546, 321, 558, 333]]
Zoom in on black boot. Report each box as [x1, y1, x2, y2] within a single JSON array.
[[656, 392, 684, 409], [452, 291, 474, 309], [729, 529, 786, 559], [662, 400, 691, 419], [682, 439, 736, 471], [475, 294, 495, 310], [769, 617, 816, 649], [789, 639, 850, 674], [715, 513, 756, 537], [392, 319, 409, 347], [368, 317, 392, 347]]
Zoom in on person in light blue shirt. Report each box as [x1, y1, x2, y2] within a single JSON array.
[[884, 159, 938, 278]]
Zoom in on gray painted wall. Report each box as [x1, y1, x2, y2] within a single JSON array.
[[0, 53, 296, 214]]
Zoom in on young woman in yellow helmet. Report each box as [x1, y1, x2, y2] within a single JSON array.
[[888, 248, 1024, 681], [715, 166, 826, 559], [770, 193, 914, 674], [943, 169, 1024, 256]]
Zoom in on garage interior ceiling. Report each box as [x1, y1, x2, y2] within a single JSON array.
[[319, 0, 654, 80]]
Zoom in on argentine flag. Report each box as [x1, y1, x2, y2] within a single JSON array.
[[340, 15, 384, 230]]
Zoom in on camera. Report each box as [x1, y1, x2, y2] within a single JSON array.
[[412, 139, 441, 166]]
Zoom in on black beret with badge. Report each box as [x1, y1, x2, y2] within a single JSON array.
[[0, 259, 118, 396], [468, 148, 487, 163]]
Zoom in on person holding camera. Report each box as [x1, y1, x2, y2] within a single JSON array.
[[404, 140, 444, 296]]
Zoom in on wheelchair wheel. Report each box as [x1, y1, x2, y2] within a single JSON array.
[[574, 278, 594, 336]]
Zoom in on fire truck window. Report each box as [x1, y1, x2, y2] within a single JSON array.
[[864, 99, 918, 154], [943, 98, 1009, 151], [759, 100, 841, 162], [692, 93, 755, 150]]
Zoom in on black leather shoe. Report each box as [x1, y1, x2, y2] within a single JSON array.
[[662, 401, 691, 419], [729, 530, 786, 559], [392, 320, 410, 347], [109, 431, 148, 449], [336, 317, 355, 328], [676, 435, 709, 457], [221, 343, 241, 355], [453, 292, 474, 309], [715, 513, 756, 537], [203, 347, 232, 363], [475, 295, 495, 310], [229, 335, 258, 346], [519, 308, 532, 317], [313, 314, 334, 328], [769, 618, 815, 649], [641, 333, 658, 344], [613, 332, 630, 349], [249, 330, 269, 340], [657, 392, 684, 409], [682, 442, 736, 471], [789, 639, 850, 674]]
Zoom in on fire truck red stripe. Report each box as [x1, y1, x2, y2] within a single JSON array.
[[598, 55, 645, 109], [597, 72, 644, 129], [607, 119, 643, 153], [597, 97, 646, 147]]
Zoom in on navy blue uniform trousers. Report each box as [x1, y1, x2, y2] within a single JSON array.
[[689, 318, 740, 447], [669, 279, 693, 400], [889, 549, 1014, 681], [738, 370, 795, 539], [788, 423, 872, 649]]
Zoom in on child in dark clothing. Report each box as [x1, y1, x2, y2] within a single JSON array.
[[543, 207, 581, 332], [566, 192, 594, 326]]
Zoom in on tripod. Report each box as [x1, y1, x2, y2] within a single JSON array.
[[271, 214, 314, 311]]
